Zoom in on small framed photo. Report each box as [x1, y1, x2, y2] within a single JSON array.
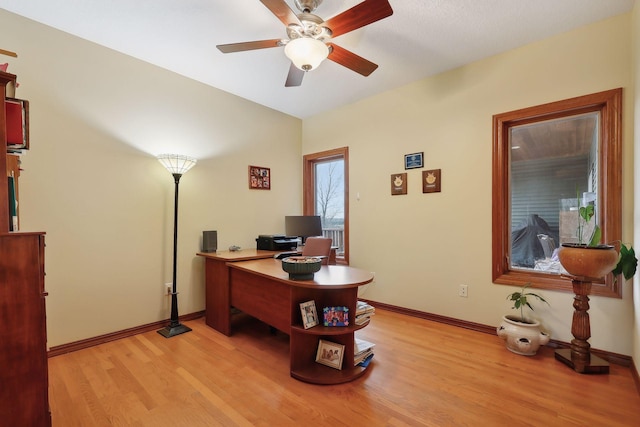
[[315, 339, 345, 370], [404, 152, 423, 169], [391, 173, 407, 195], [249, 165, 271, 190], [422, 169, 442, 193], [323, 306, 349, 326], [299, 300, 319, 329]]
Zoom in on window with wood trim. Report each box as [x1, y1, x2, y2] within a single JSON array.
[[303, 147, 349, 264], [492, 88, 622, 297]]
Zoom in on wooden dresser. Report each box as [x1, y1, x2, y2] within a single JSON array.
[[0, 70, 51, 425]]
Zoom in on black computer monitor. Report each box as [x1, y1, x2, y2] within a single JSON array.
[[285, 215, 322, 244]]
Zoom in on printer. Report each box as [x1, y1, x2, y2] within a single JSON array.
[[256, 235, 300, 251]]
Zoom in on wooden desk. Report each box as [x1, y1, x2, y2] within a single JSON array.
[[197, 249, 275, 335], [197, 252, 374, 384]]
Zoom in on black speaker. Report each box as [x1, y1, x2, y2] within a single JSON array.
[[202, 230, 217, 252]]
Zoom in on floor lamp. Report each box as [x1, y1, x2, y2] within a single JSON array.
[[157, 153, 197, 338]]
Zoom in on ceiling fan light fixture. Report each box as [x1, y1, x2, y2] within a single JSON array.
[[284, 37, 329, 72]]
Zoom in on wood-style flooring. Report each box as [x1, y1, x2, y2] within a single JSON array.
[[48, 309, 640, 426]]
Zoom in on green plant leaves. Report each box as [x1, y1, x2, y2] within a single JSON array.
[[579, 205, 595, 222], [588, 225, 602, 247], [612, 244, 638, 280], [506, 284, 549, 321]]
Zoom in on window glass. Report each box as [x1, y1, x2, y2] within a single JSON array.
[[509, 112, 599, 273], [314, 159, 345, 256], [304, 147, 349, 263]]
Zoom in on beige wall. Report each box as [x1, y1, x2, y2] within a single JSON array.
[[0, 10, 302, 347], [303, 14, 635, 355]]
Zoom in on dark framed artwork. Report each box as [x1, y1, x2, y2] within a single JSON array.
[[422, 169, 442, 193], [249, 165, 270, 190], [391, 173, 407, 195], [404, 152, 423, 169]]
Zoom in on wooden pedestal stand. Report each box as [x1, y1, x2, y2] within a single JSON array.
[[554, 277, 609, 374]]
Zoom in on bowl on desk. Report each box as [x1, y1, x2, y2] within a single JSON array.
[[281, 256, 322, 280]]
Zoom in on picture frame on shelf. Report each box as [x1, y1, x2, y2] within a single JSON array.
[[248, 165, 270, 190], [323, 306, 349, 326], [404, 152, 423, 169], [299, 300, 319, 329], [315, 339, 345, 370]]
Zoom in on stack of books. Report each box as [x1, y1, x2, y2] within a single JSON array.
[[354, 337, 375, 367], [355, 300, 375, 325]]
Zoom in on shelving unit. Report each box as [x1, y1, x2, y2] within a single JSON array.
[[218, 258, 374, 385], [290, 322, 369, 384], [0, 70, 50, 426], [289, 285, 370, 384]]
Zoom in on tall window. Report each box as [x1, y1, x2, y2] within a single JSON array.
[[304, 147, 349, 264], [492, 89, 622, 297]]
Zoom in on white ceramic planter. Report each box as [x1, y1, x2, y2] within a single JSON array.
[[497, 315, 550, 356]]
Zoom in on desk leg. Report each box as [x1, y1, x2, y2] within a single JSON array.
[[204, 258, 231, 336]]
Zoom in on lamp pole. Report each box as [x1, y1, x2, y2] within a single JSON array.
[[157, 154, 197, 338]]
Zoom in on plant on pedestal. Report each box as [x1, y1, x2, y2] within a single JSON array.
[[558, 197, 637, 282], [554, 193, 637, 373]]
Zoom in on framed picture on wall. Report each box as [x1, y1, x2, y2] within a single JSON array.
[[404, 152, 423, 169], [391, 173, 407, 195], [422, 169, 442, 193], [249, 165, 271, 190]]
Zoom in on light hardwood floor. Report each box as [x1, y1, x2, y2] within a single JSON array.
[[48, 309, 640, 426]]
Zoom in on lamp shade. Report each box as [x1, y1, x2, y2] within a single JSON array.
[[157, 154, 197, 175], [284, 38, 329, 72]]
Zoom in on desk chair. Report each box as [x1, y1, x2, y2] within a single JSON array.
[[301, 237, 332, 265]]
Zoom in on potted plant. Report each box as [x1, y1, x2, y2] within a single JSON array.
[[557, 195, 637, 281], [497, 284, 550, 356]]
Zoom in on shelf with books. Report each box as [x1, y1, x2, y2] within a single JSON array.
[[354, 337, 375, 367], [355, 300, 375, 326]]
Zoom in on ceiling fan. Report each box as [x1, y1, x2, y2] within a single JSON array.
[[216, 0, 393, 87]]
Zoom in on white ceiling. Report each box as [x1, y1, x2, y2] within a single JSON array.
[[0, 0, 635, 118]]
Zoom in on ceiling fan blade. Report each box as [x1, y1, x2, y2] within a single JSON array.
[[327, 43, 378, 76], [260, 0, 302, 27], [323, 0, 393, 38], [285, 63, 305, 87], [217, 39, 282, 53]]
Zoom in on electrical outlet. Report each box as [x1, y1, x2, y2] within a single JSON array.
[[165, 283, 173, 295], [459, 284, 468, 298]]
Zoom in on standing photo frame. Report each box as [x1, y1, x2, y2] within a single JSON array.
[[299, 300, 319, 329], [404, 152, 423, 169], [249, 165, 271, 190], [315, 339, 345, 370]]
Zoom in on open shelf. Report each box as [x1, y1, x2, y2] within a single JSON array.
[[291, 362, 367, 385], [291, 323, 367, 335]]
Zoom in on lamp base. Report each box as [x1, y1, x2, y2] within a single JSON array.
[[157, 323, 192, 338]]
